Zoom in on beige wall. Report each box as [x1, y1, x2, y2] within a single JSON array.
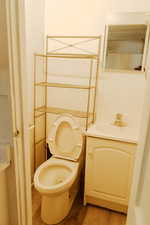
[[0, 0, 9, 69], [0, 2, 10, 225], [0, 172, 9, 225]]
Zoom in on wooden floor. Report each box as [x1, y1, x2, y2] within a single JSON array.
[[32, 188, 126, 225]]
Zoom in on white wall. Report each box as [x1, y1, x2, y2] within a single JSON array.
[[44, 2, 148, 135], [126, 18, 150, 225], [126, 70, 150, 225], [45, 1, 150, 36], [25, 0, 45, 125], [24, 0, 45, 177], [97, 72, 146, 133], [139, 150, 150, 225], [45, 0, 105, 35]]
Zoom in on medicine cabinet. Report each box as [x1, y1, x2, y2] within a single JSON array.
[[103, 24, 149, 72]]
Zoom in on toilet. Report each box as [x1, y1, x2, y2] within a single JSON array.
[[34, 114, 84, 224]]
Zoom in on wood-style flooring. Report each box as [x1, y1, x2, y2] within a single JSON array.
[[32, 188, 126, 225]]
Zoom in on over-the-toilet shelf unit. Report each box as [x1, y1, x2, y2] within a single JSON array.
[[34, 36, 101, 170]]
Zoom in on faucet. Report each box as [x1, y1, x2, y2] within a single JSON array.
[[113, 113, 127, 127]]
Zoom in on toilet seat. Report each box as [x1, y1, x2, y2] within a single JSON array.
[[47, 114, 83, 161], [34, 158, 78, 194]]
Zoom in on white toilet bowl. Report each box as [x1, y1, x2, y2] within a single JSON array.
[[34, 158, 79, 224], [34, 158, 78, 195], [34, 114, 83, 224]]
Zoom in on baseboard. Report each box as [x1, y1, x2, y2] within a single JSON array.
[[85, 195, 128, 213]]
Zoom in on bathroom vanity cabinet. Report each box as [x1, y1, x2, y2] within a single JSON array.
[[84, 136, 137, 213]]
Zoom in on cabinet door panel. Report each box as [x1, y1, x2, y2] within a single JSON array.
[[85, 137, 136, 209], [91, 147, 131, 199]]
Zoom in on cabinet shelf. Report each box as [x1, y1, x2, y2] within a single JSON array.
[[35, 106, 94, 118], [104, 69, 144, 74], [35, 82, 95, 89], [107, 52, 143, 54]]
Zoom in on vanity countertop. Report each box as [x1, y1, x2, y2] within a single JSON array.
[[84, 124, 139, 144]]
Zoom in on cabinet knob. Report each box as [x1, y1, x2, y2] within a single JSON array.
[[14, 130, 20, 137]]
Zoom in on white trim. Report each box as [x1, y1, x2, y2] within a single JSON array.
[[126, 18, 150, 225], [6, 1, 32, 225], [102, 25, 109, 70], [142, 24, 150, 72], [134, 206, 145, 225]]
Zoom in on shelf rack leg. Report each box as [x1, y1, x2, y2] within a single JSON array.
[[93, 38, 101, 124]]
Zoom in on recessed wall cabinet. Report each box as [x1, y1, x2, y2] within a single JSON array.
[[103, 24, 149, 72], [84, 136, 137, 213]]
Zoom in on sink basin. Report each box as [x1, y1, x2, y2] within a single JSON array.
[[85, 124, 139, 144]]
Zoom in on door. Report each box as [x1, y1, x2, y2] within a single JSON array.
[[90, 147, 131, 202], [6, 0, 46, 225], [0, 1, 16, 224], [85, 138, 135, 206], [4, 1, 32, 225]]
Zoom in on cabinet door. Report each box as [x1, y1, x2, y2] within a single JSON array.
[[85, 137, 135, 206]]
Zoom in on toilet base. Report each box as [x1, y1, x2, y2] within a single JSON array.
[[42, 188, 78, 224], [41, 192, 71, 224], [41, 177, 80, 225]]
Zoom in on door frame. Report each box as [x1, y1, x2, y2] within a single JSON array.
[[126, 19, 150, 225], [6, 1, 32, 225]]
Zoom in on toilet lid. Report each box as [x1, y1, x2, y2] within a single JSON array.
[[47, 114, 83, 161]]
